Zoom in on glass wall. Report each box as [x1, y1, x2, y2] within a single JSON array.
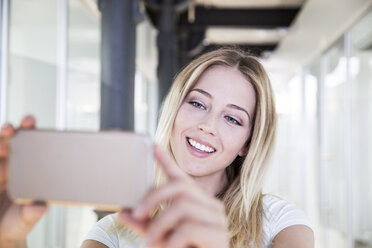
[[323, 38, 348, 248], [265, 66, 321, 247], [8, 0, 58, 128], [8, 0, 60, 246], [0, 1, 3, 67], [269, 8, 372, 248], [0, 0, 5, 124], [265, 6, 372, 248], [66, 0, 100, 131], [351, 11, 372, 248], [7, 0, 100, 246], [316, 11, 372, 248], [135, 18, 158, 137]]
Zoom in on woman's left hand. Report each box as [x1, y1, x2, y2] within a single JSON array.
[[118, 145, 230, 248]]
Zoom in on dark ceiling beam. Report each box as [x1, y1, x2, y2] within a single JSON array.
[[216, 43, 277, 51], [178, 43, 278, 68], [205, 44, 278, 56], [145, 0, 193, 12], [178, 6, 301, 29]]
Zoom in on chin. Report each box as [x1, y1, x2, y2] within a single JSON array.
[[181, 162, 208, 177]]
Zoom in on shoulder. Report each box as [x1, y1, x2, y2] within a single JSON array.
[[84, 213, 144, 248], [262, 195, 313, 245], [84, 213, 120, 247]]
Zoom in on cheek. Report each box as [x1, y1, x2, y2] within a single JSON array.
[[220, 123, 250, 154], [172, 108, 186, 138], [171, 106, 193, 147], [174, 105, 203, 131]]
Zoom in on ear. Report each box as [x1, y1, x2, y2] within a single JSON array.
[[238, 145, 249, 157]]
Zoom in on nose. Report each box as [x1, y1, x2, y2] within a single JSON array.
[[197, 114, 218, 136]]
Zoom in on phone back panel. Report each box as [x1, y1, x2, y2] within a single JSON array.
[[8, 130, 153, 210]]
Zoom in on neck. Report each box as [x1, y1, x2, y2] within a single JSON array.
[[192, 171, 228, 197]]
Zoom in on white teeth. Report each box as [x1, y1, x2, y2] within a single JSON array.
[[188, 138, 215, 153]]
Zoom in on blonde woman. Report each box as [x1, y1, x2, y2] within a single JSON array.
[[0, 48, 314, 248], [82, 48, 314, 247]]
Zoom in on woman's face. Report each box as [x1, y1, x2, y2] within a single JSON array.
[[170, 65, 256, 182]]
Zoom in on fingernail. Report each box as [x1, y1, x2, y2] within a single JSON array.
[[26, 115, 34, 121], [23, 116, 34, 124]]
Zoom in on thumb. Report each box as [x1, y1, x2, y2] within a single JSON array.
[[1, 204, 47, 240], [21, 204, 48, 227]]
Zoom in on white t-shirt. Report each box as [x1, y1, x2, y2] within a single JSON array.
[[84, 195, 312, 248]]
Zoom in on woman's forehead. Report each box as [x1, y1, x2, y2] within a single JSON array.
[[188, 65, 257, 115]]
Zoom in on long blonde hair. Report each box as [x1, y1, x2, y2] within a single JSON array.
[[155, 47, 277, 247], [111, 47, 277, 247]]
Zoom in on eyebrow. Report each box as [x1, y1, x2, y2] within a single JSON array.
[[190, 88, 251, 121]]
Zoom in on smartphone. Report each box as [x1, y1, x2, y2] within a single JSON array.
[[7, 130, 154, 211]]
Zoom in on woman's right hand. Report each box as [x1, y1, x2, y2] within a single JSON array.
[[0, 115, 48, 247]]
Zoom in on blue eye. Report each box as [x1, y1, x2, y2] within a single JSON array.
[[189, 101, 205, 110], [225, 116, 241, 126]]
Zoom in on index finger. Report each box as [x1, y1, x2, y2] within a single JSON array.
[[20, 115, 36, 129], [154, 144, 190, 182], [0, 123, 16, 142]]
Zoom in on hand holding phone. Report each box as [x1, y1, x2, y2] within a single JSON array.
[[0, 116, 47, 246]]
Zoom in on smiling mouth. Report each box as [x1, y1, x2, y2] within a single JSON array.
[[186, 137, 216, 153]]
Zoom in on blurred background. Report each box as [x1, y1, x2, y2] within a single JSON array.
[[0, 0, 371, 247]]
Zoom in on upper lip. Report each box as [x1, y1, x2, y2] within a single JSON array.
[[186, 136, 217, 151]]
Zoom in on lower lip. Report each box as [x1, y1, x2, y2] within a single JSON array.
[[185, 138, 215, 158]]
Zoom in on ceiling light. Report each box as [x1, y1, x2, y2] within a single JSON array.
[[205, 27, 289, 45]]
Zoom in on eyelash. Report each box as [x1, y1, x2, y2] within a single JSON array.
[[225, 116, 242, 126], [188, 101, 242, 126], [189, 101, 205, 110]]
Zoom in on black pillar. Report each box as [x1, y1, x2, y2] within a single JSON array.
[[99, 0, 136, 130], [157, 0, 179, 105]]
